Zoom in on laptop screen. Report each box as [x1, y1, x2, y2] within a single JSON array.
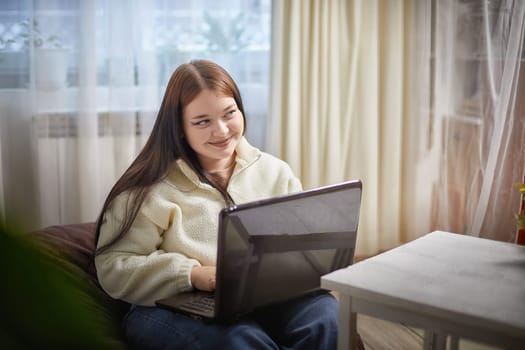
[[215, 180, 362, 319]]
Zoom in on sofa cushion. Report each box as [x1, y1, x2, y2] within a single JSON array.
[[30, 222, 98, 277], [28, 222, 130, 316]]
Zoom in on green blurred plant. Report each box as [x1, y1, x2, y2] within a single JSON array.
[[0, 222, 125, 349]]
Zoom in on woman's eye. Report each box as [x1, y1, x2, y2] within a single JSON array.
[[192, 119, 209, 126], [226, 109, 237, 117]]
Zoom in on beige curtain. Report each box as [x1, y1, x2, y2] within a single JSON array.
[[270, 0, 525, 258], [269, 0, 415, 255]]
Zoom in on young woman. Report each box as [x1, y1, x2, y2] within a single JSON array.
[[94, 59, 338, 350]]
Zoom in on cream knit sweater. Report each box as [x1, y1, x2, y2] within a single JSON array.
[[95, 137, 302, 306]]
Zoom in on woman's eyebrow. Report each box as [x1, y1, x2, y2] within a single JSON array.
[[191, 104, 237, 120], [191, 113, 208, 120]]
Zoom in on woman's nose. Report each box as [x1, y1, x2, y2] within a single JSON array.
[[212, 120, 228, 136]]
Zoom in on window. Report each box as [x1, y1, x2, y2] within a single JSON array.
[[0, 0, 271, 147]]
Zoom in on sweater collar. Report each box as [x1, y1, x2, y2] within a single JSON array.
[[234, 136, 261, 168], [174, 136, 261, 186]]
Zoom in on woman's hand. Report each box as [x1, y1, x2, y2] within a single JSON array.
[[190, 266, 216, 291]]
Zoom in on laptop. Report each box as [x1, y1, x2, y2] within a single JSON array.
[[156, 179, 362, 322]]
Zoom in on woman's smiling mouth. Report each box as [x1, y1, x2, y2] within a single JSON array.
[[209, 137, 232, 148]]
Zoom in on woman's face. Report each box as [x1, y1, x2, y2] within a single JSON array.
[[182, 89, 244, 171]]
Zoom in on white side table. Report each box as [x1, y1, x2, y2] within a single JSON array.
[[321, 231, 525, 350]]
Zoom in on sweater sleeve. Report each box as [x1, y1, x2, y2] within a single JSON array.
[[286, 166, 303, 193], [95, 194, 201, 306]]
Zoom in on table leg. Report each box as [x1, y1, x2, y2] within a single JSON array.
[[449, 335, 459, 350], [423, 330, 446, 350], [337, 294, 358, 350]]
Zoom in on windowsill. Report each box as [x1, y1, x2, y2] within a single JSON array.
[[0, 86, 162, 114], [1, 83, 266, 115]]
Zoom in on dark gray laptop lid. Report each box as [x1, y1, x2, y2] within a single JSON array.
[[215, 179, 362, 320]]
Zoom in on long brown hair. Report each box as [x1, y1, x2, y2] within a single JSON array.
[[95, 59, 246, 254]]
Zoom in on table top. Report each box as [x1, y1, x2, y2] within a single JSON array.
[[322, 231, 525, 338]]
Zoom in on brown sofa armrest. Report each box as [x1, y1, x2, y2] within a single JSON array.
[[30, 222, 98, 276]]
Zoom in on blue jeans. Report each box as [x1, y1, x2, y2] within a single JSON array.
[[123, 291, 338, 350]]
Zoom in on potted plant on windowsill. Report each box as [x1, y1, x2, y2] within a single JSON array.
[[22, 19, 70, 90], [0, 18, 70, 90]]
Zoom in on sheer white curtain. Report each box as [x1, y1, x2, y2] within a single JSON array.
[[269, 0, 411, 255], [0, 0, 271, 231], [0, 1, 159, 230], [419, 0, 525, 242], [33, 0, 157, 227]]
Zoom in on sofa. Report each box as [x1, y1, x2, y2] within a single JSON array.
[[1, 222, 129, 349]]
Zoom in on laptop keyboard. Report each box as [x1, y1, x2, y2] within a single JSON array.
[[183, 294, 215, 313]]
